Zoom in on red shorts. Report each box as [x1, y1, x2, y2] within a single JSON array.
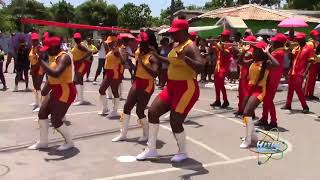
[[133, 77, 154, 94], [31, 65, 44, 76], [247, 84, 266, 102], [159, 79, 199, 115], [105, 68, 122, 80], [50, 83, 76, 104], [74, 61, 91, 75]]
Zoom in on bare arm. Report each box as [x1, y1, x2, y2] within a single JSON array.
[[40, 54, 71, 77], [140, 55, 159, 78], [264, 45, 279, 68], [182, 44, 205, 74]]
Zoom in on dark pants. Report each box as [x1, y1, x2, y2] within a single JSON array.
[[0, 61, 6, 87], [94, 58, 105, 81]]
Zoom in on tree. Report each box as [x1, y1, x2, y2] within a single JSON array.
[[160, 0, 185, 24], [250, 0, 281, 6], [75, 0, 118, 26], [50, 0, 75, 23], [204, 0, 226, 10], [118, 3, 152, 29], [287, 0, 320, 10], [186, 5, 203, 10]]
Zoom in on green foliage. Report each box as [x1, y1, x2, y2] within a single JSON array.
[[118, 3, 152, 29], [75, 0, 118, 26], [50, 0, 75, 23], [288, 0, 320, 10], [160, 0, 185, 25]]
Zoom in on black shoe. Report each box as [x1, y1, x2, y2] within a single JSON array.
[[254, 118, 268, 126], [265, 122, 278, 131], [302, 107, 309, 114], [280, 105, 291, 110], [308, 95, 319, 101], [221, 101, 229, 108], [234, 111, 243, 116], [210, 101, 221, 107]]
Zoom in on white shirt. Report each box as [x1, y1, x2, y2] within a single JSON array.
[[98, 43, 106, 59]]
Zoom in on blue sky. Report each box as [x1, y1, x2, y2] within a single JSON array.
[[5, 0, 210, 17]]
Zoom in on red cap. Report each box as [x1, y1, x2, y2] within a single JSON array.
[[253, 41, 267, 49], [295, 33, 306, 40], [243, 35, 256, 42], [136, 32, 150, 42], [40, 36, 61, 52], [73, 32, 82, 39], [270, 33, 287, 43], [168, 19, 189, 33], [221, 30, 231, 36], [310, 30, 320, 37], [31, 33, 39, 40]]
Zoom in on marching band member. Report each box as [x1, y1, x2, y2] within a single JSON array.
[[28, 36, 75, 151], [71, 32, 92, 105], [29, 33, 44, 112], [304, 30, 319, 100], [112, 32, 158, 142], [136, 16, 204, 162], [256, 33, 287, 130], [210, 30, 232, 108], [281, 33, 312, 114], [240, 42, 279, 148], [98, 35, 124, 118], [235, 35, 256, 116]]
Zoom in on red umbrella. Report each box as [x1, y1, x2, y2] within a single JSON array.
[[278, 17, 309, 28]]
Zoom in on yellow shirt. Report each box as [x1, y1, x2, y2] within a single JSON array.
[[167, 40, 196, 80], [29, 46, 39, 65], [248, 61, 269, 87], [135, 49, 153, 80], [88, 44, 98, 53], [71, 42, 88, 62], [105, 50, 121, 70], [48, 51, 73, 85]]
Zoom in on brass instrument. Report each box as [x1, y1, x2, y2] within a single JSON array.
[[284, 41, 299, 51]]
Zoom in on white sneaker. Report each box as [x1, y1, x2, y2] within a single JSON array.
[[57, 142, 74, 151], [27, 141, 48, 150], [171, 153, 188, 163], [137, 136, 148, 142], [29, 103, 36, 106], [33, 107, 40, 112], [240, 138, 255, 149], [106, 111, 119, 118], [136, 148, 159, 161], [73, 101, 85, 106], [112, 135, 127, 142], [92, 81, 98, 85], [98, 109, 109, 116]]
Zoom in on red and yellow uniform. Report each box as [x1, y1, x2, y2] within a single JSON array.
[[159, 40, 199, 115], [286, 45, 314, 108], [262, 48, 285, 121], [29, 46, 44, 76], [104, 49, 122, 80], [71, 42, 90, 75], [133, 49, 154, 94], [247, 61, 269, 102], [48, 52, 76, 104], [304, 39, 319, 97], [238, 46, 254, 112], [213, 42, 232, 102]]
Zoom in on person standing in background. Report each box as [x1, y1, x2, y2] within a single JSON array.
[[93, 34, 108, 85], [13, 38, 30, 92], [0, 46, 7, 90], [158, 37, 171, 89], [85, 38, 98, 82]]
